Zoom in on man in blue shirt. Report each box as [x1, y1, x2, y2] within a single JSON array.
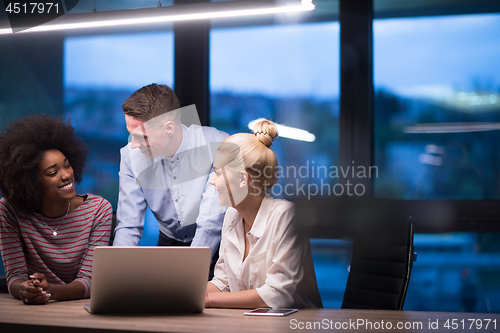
[[113, 84, 228, 278]]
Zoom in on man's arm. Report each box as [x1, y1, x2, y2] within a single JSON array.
[[190, 129, 229, 257], [113, 146, 148, 246], [190, 170, 226, 258]]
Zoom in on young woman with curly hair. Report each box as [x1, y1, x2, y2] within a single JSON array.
[[205, 120, 322, 309], [0, 115, 113, 305]]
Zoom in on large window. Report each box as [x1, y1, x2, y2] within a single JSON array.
[[64, 31, 174, 245], [374, 14, 500, 200], [211, 22, 340, 200], [374, 13, 500, 312]]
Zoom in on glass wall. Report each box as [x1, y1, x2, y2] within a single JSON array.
[[374, 13, 500, 312], [64, 31, 174, 245]]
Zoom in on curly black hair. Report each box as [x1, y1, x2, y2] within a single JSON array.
[[0, 115, 88, 213]]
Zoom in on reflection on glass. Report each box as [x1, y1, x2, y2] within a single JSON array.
[[374, 13, 500, 200]]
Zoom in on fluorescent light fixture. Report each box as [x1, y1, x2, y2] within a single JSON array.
[[419, 153, 443, 166], [248, 118, 316, 142], [404, 122, 500, 134], [0, 0, 315, 35]]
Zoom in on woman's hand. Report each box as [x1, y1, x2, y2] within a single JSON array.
[[204, 288, 267, 309], [31, 273, 50, 290], [20, 273, 51, 305]]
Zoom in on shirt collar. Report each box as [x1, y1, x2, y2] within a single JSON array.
[[225, 195, 275, 237], [165, 124, 188, 164], [248, 195, 274, 239]]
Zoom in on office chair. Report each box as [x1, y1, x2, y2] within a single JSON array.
[[341, 216, 417, 310]]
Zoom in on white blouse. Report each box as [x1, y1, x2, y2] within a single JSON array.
[[210, 195, 323, 308]]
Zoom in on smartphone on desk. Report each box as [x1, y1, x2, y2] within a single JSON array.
[[244, 308, 298, 317]]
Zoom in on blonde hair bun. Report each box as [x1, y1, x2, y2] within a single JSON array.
[[252, 120, 278, 148]]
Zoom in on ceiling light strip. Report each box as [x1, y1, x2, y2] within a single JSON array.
[[0, 0, 315, 35], [248, 118, 316, 142], [404, 122, 500, 134]]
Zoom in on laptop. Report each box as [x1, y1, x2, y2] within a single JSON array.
[[84, 246, 211, 314]]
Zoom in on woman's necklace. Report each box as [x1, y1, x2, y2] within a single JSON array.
[[41, 201, 71, 236]]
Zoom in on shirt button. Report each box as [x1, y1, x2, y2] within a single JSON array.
[[173, 176, 176, 180], [175, 199, 178, 202], [177, 157, 179, 160]]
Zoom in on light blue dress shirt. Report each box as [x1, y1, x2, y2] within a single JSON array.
[[113, 124, 229, 259]]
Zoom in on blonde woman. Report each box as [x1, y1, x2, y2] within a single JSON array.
[[206, 120, 322, 309]]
